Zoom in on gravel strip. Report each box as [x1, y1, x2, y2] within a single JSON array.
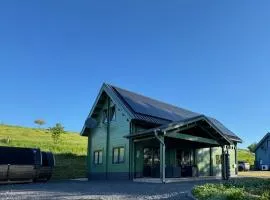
[[0, 180, 199, 200]]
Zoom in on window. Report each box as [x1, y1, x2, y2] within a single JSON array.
[[103, 106, 116, 123], [93, 150, 103, 165], [113, 147, 125, 164]]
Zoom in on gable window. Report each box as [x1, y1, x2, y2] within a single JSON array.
[[113, 147, 125, 164], [103, 105, 116, 123], [93, 150, 103, 165]]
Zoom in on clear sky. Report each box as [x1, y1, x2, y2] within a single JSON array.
[[0, 0, 269, 148]]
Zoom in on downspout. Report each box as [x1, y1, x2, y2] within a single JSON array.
[[106, 98, 110, 179], [154, 130, 166, 183]]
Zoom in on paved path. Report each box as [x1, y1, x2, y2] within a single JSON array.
[[0, 180, 206, 200]]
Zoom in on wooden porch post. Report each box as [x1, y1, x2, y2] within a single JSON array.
[[235, 143, 238, 175], [159, 137, 165, 183], [221, 145, 225, 180], [155, 131, 165, 183], [210, 147, 213, 176]]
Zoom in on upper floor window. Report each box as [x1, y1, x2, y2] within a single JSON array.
[[113, 147, 125, 164], [103, 105, 116, 123], [94, 150, 103, 165]]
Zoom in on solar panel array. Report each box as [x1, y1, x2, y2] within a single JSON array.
[[113, 86, 199, 121], [208, 117, 238, 137], [111, 85, 240, 140]]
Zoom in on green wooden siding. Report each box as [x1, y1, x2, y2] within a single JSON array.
[[212, 147, 222, 176], [197, 145, 236, 177], [196, 148, 210, 176], [228, 145, 236, 176], [88, 96, 131, 175], [87, 93, 237, 179]]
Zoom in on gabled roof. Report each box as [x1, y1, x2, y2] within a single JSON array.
[[109, 84, 241, 142], [81, 83, 242, 142], [255, 132, 270, 151]]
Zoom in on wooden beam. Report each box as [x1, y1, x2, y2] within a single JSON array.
[[165, 132, 219, 145], [133, 137, 155, 143], [198, 125, 218, 141], [165, 123, 197, 133]]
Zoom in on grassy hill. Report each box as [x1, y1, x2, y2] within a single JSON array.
[[0, 124, 256, 180], [238, 148, 255, 165], [0, 124, 87, 180]]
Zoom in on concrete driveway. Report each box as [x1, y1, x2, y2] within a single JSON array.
[[0, 180, 205, 200]]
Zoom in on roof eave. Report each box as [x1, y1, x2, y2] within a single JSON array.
[[126, 115, 235, 145], [255, 132, 270, 151]]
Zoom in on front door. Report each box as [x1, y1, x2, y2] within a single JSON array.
[[176, 149, 194, 177], [143, 148, 160, 177]]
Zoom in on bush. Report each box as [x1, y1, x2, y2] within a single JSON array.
[[193, 178, 270, 200], [192, 184, 247, 200], [0, 136, 12, 144], [261, 191, 270, 200], [49, 123, 65, 144], [225, 178, 270, 196]]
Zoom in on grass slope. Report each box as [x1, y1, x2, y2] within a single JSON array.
[[0, 124, 87, 180], [238, 148, 255, 165], [0, 124, 256, 179]]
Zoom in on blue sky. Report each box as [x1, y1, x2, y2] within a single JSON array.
[[0, 0, 269, 148]]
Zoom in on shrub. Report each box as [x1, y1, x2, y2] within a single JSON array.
[[0, 136, 12, 144], [49, 123, 65, 144], [260, 191, 270, 200], [193, 178, 270, 200], [192, 183, 253, 200]]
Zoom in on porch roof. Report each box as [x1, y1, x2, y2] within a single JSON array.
[[125, 115, 241, 145]]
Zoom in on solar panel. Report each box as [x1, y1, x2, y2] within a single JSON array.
[[208, 117, 237, 137], [111, 85, 240, 140], [113, 86, 199, 121]]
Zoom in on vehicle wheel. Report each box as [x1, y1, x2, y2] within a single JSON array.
[[238, 166, 244, 171]]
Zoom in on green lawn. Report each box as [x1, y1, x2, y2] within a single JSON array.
[[0, 124, 88, 180]]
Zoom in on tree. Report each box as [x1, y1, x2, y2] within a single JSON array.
[[34, 119, 46, 128], [247, 143, 257, 153], [49, 123, 64, 144]]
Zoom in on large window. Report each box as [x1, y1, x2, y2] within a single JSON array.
[[113, 147, 125, 164], [93, 150, 103, 165], [103, 106, 116, 123]]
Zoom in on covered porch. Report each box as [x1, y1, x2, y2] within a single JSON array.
[[127, 115, 235, 183]]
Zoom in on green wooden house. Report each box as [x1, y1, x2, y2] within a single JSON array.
[[81, 83, 242, 182]]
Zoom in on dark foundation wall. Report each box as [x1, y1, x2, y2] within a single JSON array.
[[88, 172, 129, 180]]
